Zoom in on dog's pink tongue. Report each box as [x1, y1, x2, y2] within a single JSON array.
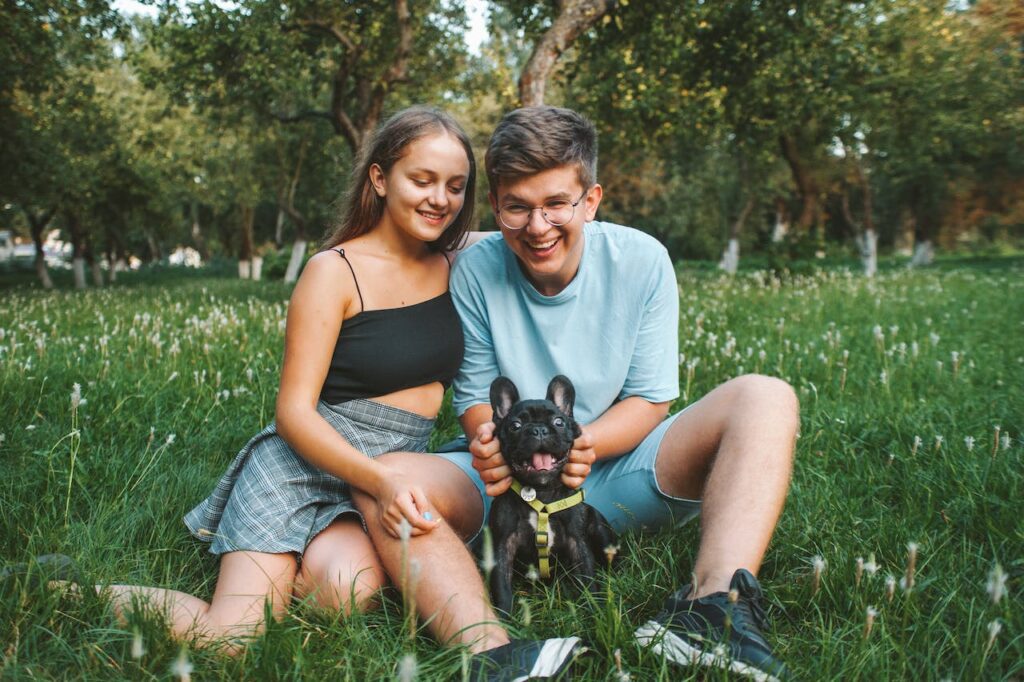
[[532, 453, 556, 471]]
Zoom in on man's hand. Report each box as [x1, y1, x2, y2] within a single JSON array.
[[470, 421, 513, 496], [562, 429, 596, 489]]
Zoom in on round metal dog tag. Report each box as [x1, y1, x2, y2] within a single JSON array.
[[520, 486, 537, 502]]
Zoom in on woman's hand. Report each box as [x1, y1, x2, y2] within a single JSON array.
[[373, 469, 441, 539]]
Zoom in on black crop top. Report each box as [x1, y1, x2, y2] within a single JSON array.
[[319, 248, 465, 405]]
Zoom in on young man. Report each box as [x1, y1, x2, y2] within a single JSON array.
[[354, 106, 797, 681]]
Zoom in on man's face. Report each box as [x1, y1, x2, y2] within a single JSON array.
[[490, 165, 603, 296]]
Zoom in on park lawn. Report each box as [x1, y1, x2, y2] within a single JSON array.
[[0, 258, 1021, 680]]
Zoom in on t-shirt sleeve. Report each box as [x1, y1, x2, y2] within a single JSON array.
[[619, 247, 680, 403], [450, 257, 499, 417]]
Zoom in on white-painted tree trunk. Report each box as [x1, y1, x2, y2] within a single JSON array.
[[718, 238, 740, 275], [772, 211, 789, 243], [238, 259, 251, 279], [35, 254, 54, 290], [72, 257, 87, 289], [860, 229, 878, 277], [284, 239, 307, 283], [910, 240, 934, 267], [251, 256, 264, 281]]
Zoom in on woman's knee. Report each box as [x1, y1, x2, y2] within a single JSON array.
[[298, 522, 387, 614]]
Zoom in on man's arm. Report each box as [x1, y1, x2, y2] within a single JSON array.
[[585, 396, 671, 458]]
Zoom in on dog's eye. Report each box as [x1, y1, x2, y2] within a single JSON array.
[[552, 417, 565, 427], [509, 420, 522, 431]]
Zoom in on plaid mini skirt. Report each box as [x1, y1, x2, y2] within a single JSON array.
[[184, 399, 434, 556]]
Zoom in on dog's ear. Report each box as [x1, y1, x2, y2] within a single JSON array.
[[490, 376, 519, 422], [546, 375, 575, 417]]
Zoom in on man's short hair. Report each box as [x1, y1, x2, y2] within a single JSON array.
[[485, 106, 598, 194]]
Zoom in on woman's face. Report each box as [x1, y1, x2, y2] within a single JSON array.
[[370, 132, 470, 244]]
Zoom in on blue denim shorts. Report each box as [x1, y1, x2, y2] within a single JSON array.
[[433, 410, 701, 542]]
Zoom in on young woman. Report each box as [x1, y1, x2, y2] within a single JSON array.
[[102, 106, 481, 648]]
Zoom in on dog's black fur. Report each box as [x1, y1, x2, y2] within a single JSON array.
[[487, 375, 618, 615]]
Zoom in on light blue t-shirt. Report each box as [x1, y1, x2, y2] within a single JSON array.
[[450, 221, 680, 425]]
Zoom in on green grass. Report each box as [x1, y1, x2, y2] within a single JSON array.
[[1, 257, 1022, 680]]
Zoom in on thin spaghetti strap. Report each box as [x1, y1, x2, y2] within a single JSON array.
[[331, 248, 364, 313]]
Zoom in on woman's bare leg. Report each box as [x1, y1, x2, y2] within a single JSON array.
[[294, 517, 388, 613], [104, 551, 297, 649]]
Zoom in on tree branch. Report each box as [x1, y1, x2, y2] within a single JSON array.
[[519, 0, 616, 106], [283, 19, 356, 52]]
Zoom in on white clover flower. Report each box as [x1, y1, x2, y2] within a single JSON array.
[[863, 555, 879, 577], [872, 325, 884, 342], [863, 606, 879, 639], [929, 332, 940, 346], [246, 368, 254, 383], [525, 565, 539, 582], [171, 647, 193, 681], [26, 424, 36, 431], [71, 383, 82, 410], [986, 564, 1007, 604], [397, 653, 417, 682], [964, 436, 975, 452], [166, 434, 176, 445], [879, 370, 888, 385], [1001, 434, 1012, 450]]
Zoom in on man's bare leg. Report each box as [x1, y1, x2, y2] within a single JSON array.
[[654, 374, 798, 597], [352, 453, 509, 653]]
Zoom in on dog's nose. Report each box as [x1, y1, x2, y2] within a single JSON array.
[[529, 425, 548, 438]]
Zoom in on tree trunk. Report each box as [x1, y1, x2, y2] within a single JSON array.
[[239, 205, 255, 279], [779, 134, 821, 234], [519, 0, 616, 106], [284, 239, 308, 283], [274, 208, 286, 246], [279, 136, 309, 284], [25, 208, 55, 290], [908, 188, 938, 268], [66, 211, 87, 290], [191, 201, 210, 262], [771, 198, 790, 243], [719, 194, 755, 275], [910, 240, 933, 267], [840, 187, 877, 277]]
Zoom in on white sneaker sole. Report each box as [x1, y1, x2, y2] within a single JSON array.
[[635, 621, 780, 682], [514, 636, 582, 682]]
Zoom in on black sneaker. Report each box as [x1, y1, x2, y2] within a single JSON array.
[[634, 569, 788, 682], [467, 637, 582, 681]]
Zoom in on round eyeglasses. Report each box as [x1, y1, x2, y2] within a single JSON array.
[[497, 188, 589, 230]]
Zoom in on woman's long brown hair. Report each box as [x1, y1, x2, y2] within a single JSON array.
[[321, 106, 477, 252]]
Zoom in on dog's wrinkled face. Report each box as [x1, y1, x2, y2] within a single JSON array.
[[490, 375, 582, 488]]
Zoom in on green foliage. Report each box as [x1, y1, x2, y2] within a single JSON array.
[[1, 259, 1022, 678]]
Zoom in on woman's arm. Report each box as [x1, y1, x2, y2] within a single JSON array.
[[274, 251, 438, 536]]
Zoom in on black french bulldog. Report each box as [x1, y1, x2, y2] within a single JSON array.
[[487, 375, 618, 615]]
